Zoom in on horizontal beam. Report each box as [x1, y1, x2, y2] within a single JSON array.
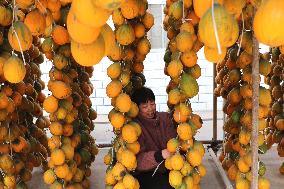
[[97, 140, 223, 148], [94, 118, 224, 125]]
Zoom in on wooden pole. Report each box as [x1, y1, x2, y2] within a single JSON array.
[[251, 8, 260, 189]]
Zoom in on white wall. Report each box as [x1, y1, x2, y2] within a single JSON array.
[[39, 48, 223, 115], [89, 48, 223, 115]]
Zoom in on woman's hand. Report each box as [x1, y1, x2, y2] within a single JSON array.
[[161, 149, 172, 159]]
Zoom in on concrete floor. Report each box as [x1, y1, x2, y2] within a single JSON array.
[[27, 146, 284, 189], [259, 147, 284, 189]]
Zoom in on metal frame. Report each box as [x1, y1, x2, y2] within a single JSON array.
[[97, 140, 223, 148], [208, 148, 234, 189], [97, 2, 261, 189], [212, 62, 219, 154]]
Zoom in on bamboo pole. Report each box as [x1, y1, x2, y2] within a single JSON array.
[[251, 8, 260, 189]]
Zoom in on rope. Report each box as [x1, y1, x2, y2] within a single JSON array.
[[8, 122, 13, 157], [222, 135, 226, 156], [36, 0, 48, 14], [237, 12, 245, 56], [211, 0, 222, 55], [12, 0, 26, 65], [111, 145, 115, 165], [152, 160, 165, 177], [178, 103, 181, 122], [182, 0, 185, 23]]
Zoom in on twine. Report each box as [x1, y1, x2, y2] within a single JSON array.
[[152, 160, 165, 177], [12, 0, 26, 65], [211, 0, 222, 55], [237, 12, 245, 56]]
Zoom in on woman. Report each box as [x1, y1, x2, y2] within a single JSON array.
[[131, 87, 177, 189]]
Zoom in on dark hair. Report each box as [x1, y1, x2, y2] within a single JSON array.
[[131, 87, 155, 106]]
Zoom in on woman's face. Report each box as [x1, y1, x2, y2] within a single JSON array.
[[139, 100, 156, 119]]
